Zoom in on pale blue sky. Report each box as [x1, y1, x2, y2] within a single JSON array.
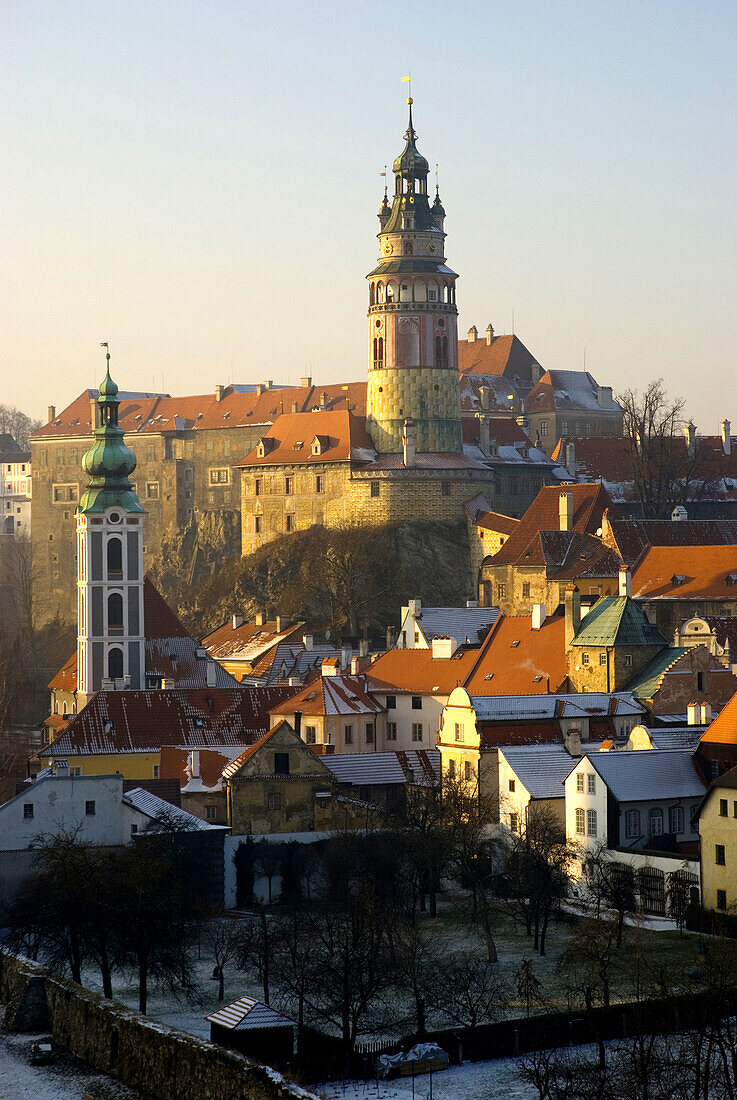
[[2, 0, 736, 430]]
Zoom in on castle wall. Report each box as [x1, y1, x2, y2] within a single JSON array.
[[366, 365, 463, 453]]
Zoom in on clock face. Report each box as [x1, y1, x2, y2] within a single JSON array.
[[383, 242, 393, 255], [428, 243, 437, 254]]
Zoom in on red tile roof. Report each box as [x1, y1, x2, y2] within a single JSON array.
[[475, 511, 520, 535], [632, 546, 737, 600], [458, 335, 540, 382], [367, 647, 481, 695], [44, 686, 295, 757], [486, 483, 616, 567], [49, 652, 78, 693], [461, 417, 530, 449], [269, 674, 384, 717], [234, 410, 375, 467], [221, 722, 299, 779], [202, 619, 304, 661], [699, 690, 737, 746], [463, 612, 569, 696], [159, 745, 238, 788], [606, 518, 737, 568], [477, 721, 563, 747]]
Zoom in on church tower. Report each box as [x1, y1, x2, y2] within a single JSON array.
[[365, 99, 463, 455], [76, 348, 145, 705]]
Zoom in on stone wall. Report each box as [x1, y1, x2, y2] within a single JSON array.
[[0, 951, 315, 1100]]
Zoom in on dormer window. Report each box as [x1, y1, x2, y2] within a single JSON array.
[[727, 574, 737, 587], [671, 574, 687, 587], [256, 437, 272, 458]]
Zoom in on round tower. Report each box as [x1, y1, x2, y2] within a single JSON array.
[[76, 347, 145, 703], [365, 100, 462, 455]]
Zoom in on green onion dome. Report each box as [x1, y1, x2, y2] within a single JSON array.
[[78, 367, 143, 515]]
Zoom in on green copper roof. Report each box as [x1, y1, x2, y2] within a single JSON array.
[[626, 648, 690, 701], [392, 101, 430, 176], [571, 596, 668, 648], [77, 360, 143, 516]]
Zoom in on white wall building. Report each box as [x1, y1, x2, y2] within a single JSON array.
[[1, 450, 31, 535]]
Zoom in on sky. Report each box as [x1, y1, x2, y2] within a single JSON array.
[[2, 0, 736, 430]]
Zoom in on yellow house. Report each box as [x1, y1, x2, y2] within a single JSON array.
[[697, 769, 737, 914]]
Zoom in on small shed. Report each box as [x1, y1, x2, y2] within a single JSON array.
[[206, 996, 295, 1064]]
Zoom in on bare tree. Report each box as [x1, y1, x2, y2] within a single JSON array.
[[0, 405, 41, 450], [205, 915, 242, 1001], [506, 804, 576, 956]]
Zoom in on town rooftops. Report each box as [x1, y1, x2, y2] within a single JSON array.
[[698, 690, 737, 746], [234, 410, 375, 468], [123, 787, 225, 831], [468, 692, 643, 723], [486, 483, 615, 567], [501, 745, 598, 800], [632, 546, 737, 601], [583, 748, 706, 802], [368, 646, 482, 696], [269, 674, 383, 718], [474, 509, 520, 535], [625, 648, 692, 702], [206, 997, 294, 1032], [457, 333, 541, 387], [570, 596, 668, 648], [605, 517, 737, 568], [202, 618, 305, 662], [463, 611, 569, 696], [324, 749, 440, 788], [43, 686, 295, 757], [525, 370, 621, 414], [410, 606, 500, 646]]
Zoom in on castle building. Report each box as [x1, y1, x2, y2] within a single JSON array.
[[76, 353, 146, 706]]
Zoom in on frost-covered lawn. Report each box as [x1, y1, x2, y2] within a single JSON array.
[[0, 1027, 142, 1099], [314, 1056, 537, 1099]]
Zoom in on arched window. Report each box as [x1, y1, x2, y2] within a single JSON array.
[[108, 647, 124, 680], [435, 336, 442, 367], [108, 592, 123, 630], [442, 336, 448, 367], [443, 285, 450, 304], [649, 808, 663, 836], [107, 537, 122, 577], [369, 284, 375, 306], [386, 283, 395, 303], [373, 337, 378, 367], [404, 241, 413, 255], [377, 337, 384, 368], [575, 808, 585, 835], [377, 283, 384, 303], [587, 809, 598, 836]]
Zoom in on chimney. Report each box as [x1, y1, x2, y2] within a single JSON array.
[[402, 417, 416, 468], [292, 402, 299, 413], [275, 616, 284, 633], [47, 405, 56, 423], [531, 604, 546, 630], [303, 633, 314, 651], [687, 702, 699, 726], [722, 419, 732, 456], [619, 568, 632, 598], [565, 443, 576, 477], [564, 728, 582, 758], [358, 639, 369, 657], [478, 414, 490, 454], [89, 396, 99, 431], [232, 613, 244, 629], [340, 645, 352, 669], [408, 598, 422, 617], [53, 760, 69, 777], [565, 585, 581, 648], [485, 324, 494, 345], [466, 599, 478, 608], [215, 385, 224, 402], [597, 385, 613, 408], [479, 385, 490, 411], [294, 710, 302, 738], [516, 414, 529, 432], [189, 750, 200, 779], [321, 391, 329, 409], [559, 492, 573, 532], [684, 421, 697, 459], [264, 380, 273, 390], [255, 611, 265, 627], [467, 325, 478, 343], [432, 637, 457, 659], [701, 702, 712, 725], [301, 376, 312, 388], [386, 625, 396, 649], [206, 661, 216, 688]]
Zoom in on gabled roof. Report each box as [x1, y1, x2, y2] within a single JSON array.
[[469, 692, 644, 722], [625, 649, 691, 701], [606, 518, 737, 568], [570, 596, 668, 648], [324, 750, 441, 787], [463, 611, 569, 696], [205, 996, 294, 1032], [530, 530, 621, 580], [221, 725, 283, 779], [367, 646, 481, 695], [525, 370, 622, 414], [457, 334, 540, 387], [501, 745, 589, 799], [632, 546, 737, 600], [460, 375, 522, 416], [698, 690, 737, 746], [234, 410, 375, 467], [486, 483, 615, 567], [202, 618, 305, 662], [123, 787, 224, 831], [158, 745, 241, 790], [269, 674, 383, 717], [584, 748, 706, 802], [413, 606, 500, 646], [474, 510, 520, 535], [44, 686, 295, 757]]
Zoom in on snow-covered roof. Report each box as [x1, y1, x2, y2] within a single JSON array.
[[205, 996, 294, 1031], [501, 745, 595, 800], [324, 749, 440, 787], [584, 748, 706, 802], [415, 607, 500, 645], [468, 692, 643, 722], [123, 787, 227, 831]]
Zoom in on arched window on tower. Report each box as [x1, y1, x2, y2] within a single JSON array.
[[404, 241, 413, 255], [108, 592, 124, 633], [107, 537, 122, 578], [108, 647, 124, 680], [386, 283, 395, 304], [442, 336, 448, 367], [443, 285, 450, 304], [373, 338, 378, 368], [377, 336, 384, 368], [369, 284, 375, 306], [435, 336, 442, 368]]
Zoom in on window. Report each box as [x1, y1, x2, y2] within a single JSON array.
[[386, 695, 396, 710], [669, 806, 684, 835], [131, 824, 138, 836], [411, 696, 422, 710], [305, 725, 317, 745], [697, 672, 704, 692], [587, 774, 596, 794], [448, 759, 456, 779], [146, 446, 156, 461], [717, 889, 727, 910], [267, 792, 282, 811], [70, 766, 82, 777], [108, 593, 124, 630], [599, 653, 607, 666], [625, 654, 633, 667], [23, 803, 33, 820], [285, 514, 294, 532], [649, 808, 663, 836], [85, 800, 96, 816], [209, 468, 229, 485], [510, 812, 518, 832], [575, 808, 585, 835], [733, 801, 737, 818], [587, 809, 597, 836], [315, 475, 324, 494], [344, 725, 353, 745], [625, 809, 641, 837], [412, 723, 423, 742], [540, 420, 548, 437], [509, 477, 518, 495], [522, 582, 530, 598], [509, 779, 516, 792], [498, 584, 506, 599], [720, 799, 729, 817], [283, 476, 293, 495], [254, 515, 262, 533], [107, 538, 123, 576], [716, 844, 726, 866], [153, 765, 160, 779], [387, 722, 397, 741], [464, 761, 473, 781], [370, 481, 380, 498], [146, 482, 159, 500], [108, 647, 124, 680], [205, 806, 217, 820], [454, 723, 463, 742], [274, 752, 290, 775], [366, 723, 375, 744], [441, 481, 451, 497], [582, 652, 590, 666], [576, 773, 585, 793], [254, 479, 262, 496]]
